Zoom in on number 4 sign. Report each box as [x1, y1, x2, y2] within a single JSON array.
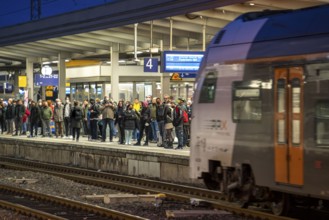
[[144, 58, 158, 72]]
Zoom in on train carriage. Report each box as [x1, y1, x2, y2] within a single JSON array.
[[189, 5, 329, 215]]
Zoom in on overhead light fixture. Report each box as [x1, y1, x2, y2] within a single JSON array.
[[126, 51, 143, 55], [150, 48, 159, 53], [249, 2, 255, 6]]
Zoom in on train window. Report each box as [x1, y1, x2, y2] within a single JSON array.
[[199, 71, 217, 103], [232, 81, 262, 122], [315, 101, 329, 146], [291, 78, 301, 145], [277, 79, 286, 143]]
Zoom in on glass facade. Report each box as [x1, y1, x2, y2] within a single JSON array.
[[68, 81, 195, 102]]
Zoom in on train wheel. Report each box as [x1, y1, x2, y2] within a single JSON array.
[[271, 192, 290, 216], [203, 173, 220, 190]]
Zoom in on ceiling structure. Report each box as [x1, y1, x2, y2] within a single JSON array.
[[0, 0, 328, 70]]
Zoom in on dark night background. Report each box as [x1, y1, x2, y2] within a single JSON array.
[[0, 0, 119, 27]]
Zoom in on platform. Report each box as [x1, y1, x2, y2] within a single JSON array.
[[0, 135, 196, 184]]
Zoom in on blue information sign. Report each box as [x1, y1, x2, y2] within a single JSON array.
[[162, 51, 204, 73], [144, 58, 158, 72], [35, 73, 59, 86], [180, 73, 197, 78], [0, 83, 14, 93]]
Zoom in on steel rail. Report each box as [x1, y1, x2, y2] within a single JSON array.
[[0, 184, 148, 220], [0, 156, 297, 220], [0, 199, 67, 220]]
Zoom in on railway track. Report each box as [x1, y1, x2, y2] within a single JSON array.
[[0, 156, 296, 220], [0, 183, 147, 220]]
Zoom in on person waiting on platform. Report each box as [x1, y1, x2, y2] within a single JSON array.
[[156, 97, 168, 147], [0, 101, 5, 134], [115, 100, 125, 145], [63, 97, 72, 139], [29, 101, 40, 138], [134, 101, 150, 146], [88, 99, 99, 141], [100, 96, 115, 142], [70, 101, 83, 142], [149, 98, 158, 143], [13, 99, 25, 136], [82, 100, 89, 137], [164, 102, 174, 149], [123, 104, 137, 145], [22, 105, 30, 135], [132, 98, 141, 141], [40, 100, 53, 137], [5, 98, 14, 135], [172, 101, 184, 150], [53, 99, 64, 138]]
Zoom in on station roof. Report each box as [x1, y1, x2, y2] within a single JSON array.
[[0, 0, 327, 70]]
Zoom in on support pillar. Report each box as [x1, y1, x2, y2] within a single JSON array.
[[58, 52, 67, 101], [161, 75, 170, 99], [26, 57, 35, 100], [111, 44, 119, 102], [152, 81, 157, 98]]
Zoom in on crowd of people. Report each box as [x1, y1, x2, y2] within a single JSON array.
[[0, 95, 192, 149]]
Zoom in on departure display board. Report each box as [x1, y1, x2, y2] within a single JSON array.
[[162, 51, 204, 73]]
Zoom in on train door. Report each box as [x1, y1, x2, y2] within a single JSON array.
[[274, 67, 304, 186]]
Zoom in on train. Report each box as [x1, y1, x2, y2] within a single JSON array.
[[189, 4, 329, 216]]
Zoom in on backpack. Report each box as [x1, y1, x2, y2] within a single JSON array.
[[175, 106, 189, 123], [74, 108, 82, 120], [182, 110, 189, 123]]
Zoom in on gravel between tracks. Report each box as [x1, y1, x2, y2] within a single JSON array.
[[0, 169, 250, 220]]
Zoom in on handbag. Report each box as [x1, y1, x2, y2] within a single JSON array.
[[165, 122, 173, 129]]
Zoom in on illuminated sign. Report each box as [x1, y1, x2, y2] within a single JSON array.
[[41, 65, 53, 75], [162, 51, 204, 73], [144, 58, 158, 72], [35, 71, 59, 86]]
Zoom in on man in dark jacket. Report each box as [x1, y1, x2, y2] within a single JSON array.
[[13, 99, 25, 136], [88, 99, 99, 141], [100, 97, 115, 142], [173, 102, 184, 150], [5, 98, 14, 135], [0, 101, 5, 134], [156, 97, 168, 147], [29, 101, 40, 137], [134, 101, 150, 146]]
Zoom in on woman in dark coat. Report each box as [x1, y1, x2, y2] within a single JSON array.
[[115, 100, 125, 145], [29, 101, 40, 137], [70, 101, 83, 142], [123, 104, 137, 145]]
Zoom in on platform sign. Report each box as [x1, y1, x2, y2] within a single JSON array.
[[0, 83, 13, 93], [35, 73, 59, 86], [144, 58, 158, 72], [162, 51, 204, 73], [180, 73, 197, 78], [18, 76, 27, 87]]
